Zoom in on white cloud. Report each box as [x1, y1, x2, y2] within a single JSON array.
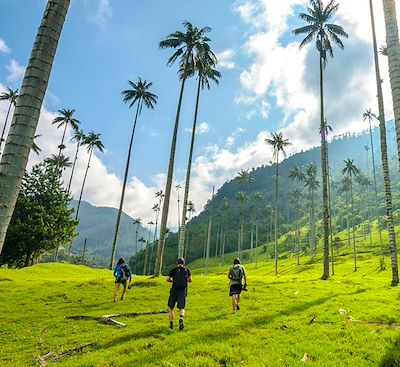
[[88, 0, 112, 27], [184, 122, 210, 135], [215, 49, 236, 69], [6, 59, 25, 83], [198, 122, 210, 134], [234, 0, 394, 152], [0, 38, 10, 53]]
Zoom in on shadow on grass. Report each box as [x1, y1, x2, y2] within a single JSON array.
[[380, 333, 400, 366], [95, 325, 167, 351]]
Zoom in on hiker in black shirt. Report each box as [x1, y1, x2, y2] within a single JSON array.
[[166, 257, 192, 330]]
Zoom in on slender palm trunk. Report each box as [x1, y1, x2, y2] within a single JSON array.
[[327, 163, 335, 275], [58, 123, 68, 156], [319, 51, 330, 279], [350, 180, 357, 271], [149, 205, 161, 275], [274, 156, 279, 276], [67, 140, 80, 193], [367, 119, 384, 255], [250, 215, 254, 262], [205, 211, 212, 275], [310, 194, 316, 260], [154, 77, 187, 276], [345, 194, 350, 248], [365, 148, 373, 246], [178, 80, 201, 257], [255, 221, 259, 267], [215, 219, 220, 260], [75, 148, 93, 220], [0, 0, 70, 254], [372, 0, 398, 283], [0, 102, 12, 153], [382, 0, 400, 170], [109, 102, 141, 269]]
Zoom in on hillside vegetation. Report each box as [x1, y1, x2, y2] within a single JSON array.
[[1, 252, 400, 366]]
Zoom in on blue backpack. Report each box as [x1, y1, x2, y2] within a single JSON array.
[[115, 263, 131, 281]]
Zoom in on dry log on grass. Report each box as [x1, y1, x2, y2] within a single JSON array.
[[38, 342, 96, 366]]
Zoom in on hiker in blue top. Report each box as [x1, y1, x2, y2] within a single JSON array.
[[113, 258, 132, 302], [228, 258, 247, 313], [167, 257, 192, 330]]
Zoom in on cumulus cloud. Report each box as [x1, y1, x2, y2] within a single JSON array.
[[80, 0, 112, 27], [215, 49, 236, 70], [0, 38, 10, 53], [6, 59, 25, 83], [184, 122, 210, 134], [234, 0, 393, 150]]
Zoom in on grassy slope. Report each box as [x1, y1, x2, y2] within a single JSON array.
[[1, 254, 400, 367]]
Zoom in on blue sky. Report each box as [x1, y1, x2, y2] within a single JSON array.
[[0, 0, 396, 228]]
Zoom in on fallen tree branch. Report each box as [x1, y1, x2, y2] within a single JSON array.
[[38, 342, 96, 366], [66, 310, 168, 328]]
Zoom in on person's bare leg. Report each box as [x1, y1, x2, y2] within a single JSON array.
[[169, 308, 174, 329], [113, 283, 120, 302], [179, 309, 185, 330], [120, 283, 127, 300], [231, 295, 238, 312]]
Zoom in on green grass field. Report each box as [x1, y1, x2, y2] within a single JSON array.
[[1, 252, 400, 366]]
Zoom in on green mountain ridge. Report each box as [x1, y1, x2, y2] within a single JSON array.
[[70, 200, 151, 267], [154, 121, 400, 270]]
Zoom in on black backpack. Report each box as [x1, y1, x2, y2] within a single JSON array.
[[173, 267, 189, 289], [229, 266, 243, 281]]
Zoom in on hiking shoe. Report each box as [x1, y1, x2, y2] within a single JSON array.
[[169, 322, 173, 330], [236, 304, 240, 311], [120, 296, 124, 301], [179, 318, 184, 330]]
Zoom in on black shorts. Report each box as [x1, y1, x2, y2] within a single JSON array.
[[229, 284, 243, 296], [115, 278, 127, 285], [168, 287, 187, 309]]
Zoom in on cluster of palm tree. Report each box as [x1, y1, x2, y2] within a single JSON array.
[[153, 21, 221, 276], [1, 0, 400, 286]]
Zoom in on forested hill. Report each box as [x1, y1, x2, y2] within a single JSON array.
[[70, 200, 151, 267], [153, 121, 400, 270]]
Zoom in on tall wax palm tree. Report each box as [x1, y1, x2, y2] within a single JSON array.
[[52, 108, 80, 156], [178, 62, 221, 257], [369, 0, 398, 284], [363, 109, 384, 253], [290, 188, 302, 265], [381, 0, 400, 171], [75, 132, 104, 220], [338, 176, 351, 249], [266, 132, 291, 275], [0, 0, 70, 254], [304, 163, 320, 260], [133, 217, 142, 273], [67, 129, 85, 194], [154, 21, 216, 276], [144, 221, 154, 275], [109, 78, 157, 270], [184, 200, 196, 260], [293, 0, 348, 279], [289, 165, 305, 265], [342, 158, 360, 272], [205, 187, 215, 276], [148, 190, 164, 274], [0, 87, 18, 153]]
